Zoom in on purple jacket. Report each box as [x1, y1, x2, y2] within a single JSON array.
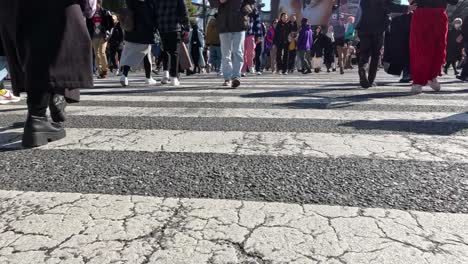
[[297, 25, 313, 51]]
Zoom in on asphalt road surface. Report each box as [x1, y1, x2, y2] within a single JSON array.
[[1, 70, 467, 264]]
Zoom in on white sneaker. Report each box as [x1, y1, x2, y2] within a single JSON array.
[[145, 77, 157, 85], [161, 71, 170, 84], [410, 84, 423, 94], [257, 71, 262, 75], [120, 76, 129, 87], [241, 73, 247, 77], [428, 78, 441, 92], [222, 80, 231, 86], [0, 90, 21, 104], [170, 77, 180, 86]]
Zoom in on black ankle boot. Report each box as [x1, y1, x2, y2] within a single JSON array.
[[22, 93, 66, 148], [358, 67, 370, 89], [49, 94, 67, 123]]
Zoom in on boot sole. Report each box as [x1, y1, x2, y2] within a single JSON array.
[[22, 130, 66, 148]]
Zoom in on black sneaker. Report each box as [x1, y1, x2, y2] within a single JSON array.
[[456, 75, 467, 82], [231, 78, 241, 88]]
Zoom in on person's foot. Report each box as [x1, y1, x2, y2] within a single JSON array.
[[314, 68, 320, 73], [22, 116, 66, 148], [120, 76, 129, 87], [256, 71, 262, 75], [49, 94, 67, 123], [428, 78, 441, 92], [97, 71, 108, 79], [443, 68, 448, 75], [454, 70, 460, 75], [222, 80, 231, 87], [332, 68, 337, 72], [411, 84, 423, 94], [231, 78, 241, 88], [327, 69, 331, 73], [161, 71, 170, 84], [456, 75, 467, 82], [358, 67, 370, 89], [399, 77, 412, 83], [241, 73, 247, 77], [340, 67, 344, 75], [170, 77, 180, 86], [0, 90, 21, 105], [145, 77, 157, 85], [283, 72, 288, 75]]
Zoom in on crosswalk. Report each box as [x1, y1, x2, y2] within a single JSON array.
[[1, 71, 468, 264]]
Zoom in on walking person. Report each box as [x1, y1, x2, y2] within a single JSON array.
[[255, 22, 267, 74], [326, 25, 336, 72], [457, 14, 468, 82], [119, 0, 157, 87], [323, 30, 335, 73], [209, 0, 256, 88], [344, 16, 356, 70], [108, 16, 124, 76], [297, 18, 313, 74], [356, 0, 413, 88], [87, 0, 114, 79], [265, 19, 278, 73], [444, 18, 463, 76], [241, 6, 262, 76], [188, 23, 206, 75], [311, 26, 326, 73], [275, 13, 292, 75], [155, 0, 190, 86], [206, 14, 222, 75], [0, 0, 95, 148], [334, 19, 347, 74], [0, 41, 20, 104], [410, 0, 459, 93]]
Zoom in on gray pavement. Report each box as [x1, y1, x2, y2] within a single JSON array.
[[1, 71, 468, 263]]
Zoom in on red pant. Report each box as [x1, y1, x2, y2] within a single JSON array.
[[410, 8, 448, 85], [242, 35, 256, 72]]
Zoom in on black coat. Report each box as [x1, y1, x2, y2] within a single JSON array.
[[109, 23, 125, 50], [462, 15, 468, 39], [125, 0, 155, 44], [446, 28, 463, 62], [311, 32, 326, 58], [411, 0, 458, 8], [0, 0, 93, 101], [274, 21, 291, 46], [383, 14, 412, 75], [356, 0, 408, 34], [209, 0, 256, 34]]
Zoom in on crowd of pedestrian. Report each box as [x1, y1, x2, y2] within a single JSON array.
[[1, 0, 467, 148]]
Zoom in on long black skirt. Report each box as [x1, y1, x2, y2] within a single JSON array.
[[0, 0, 93, 102]]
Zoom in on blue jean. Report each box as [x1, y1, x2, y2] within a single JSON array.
[[219, 31, 245, 81], [209, 46, 222, 72], [0, 56, 8, 83]]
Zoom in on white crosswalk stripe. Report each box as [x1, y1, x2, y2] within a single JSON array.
[[1, 72, 468, 263]]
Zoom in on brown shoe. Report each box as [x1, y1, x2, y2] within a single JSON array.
[[98, 71, 108, 79]]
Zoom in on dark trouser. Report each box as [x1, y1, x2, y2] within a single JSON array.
[[358, 32, 384, 85], [123, 55, 152, 78], [109, 48, 123, 71], [460, 42, 468, 78], [160, 31, 181, 78], [288, 50, 296, 71], [276, 43, 289, 73], [255, 42, 263, 72]]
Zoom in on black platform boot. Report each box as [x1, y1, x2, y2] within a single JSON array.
[[49, 94, 67, 123], [22, 93, 66, 148]]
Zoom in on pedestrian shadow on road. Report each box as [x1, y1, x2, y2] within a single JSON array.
[[339, 112, 468, 136], [0, 132, 23, 151], [271, 92, 414, 109]]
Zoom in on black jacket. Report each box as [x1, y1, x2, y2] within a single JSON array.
[[154, 0, 189, 33], [462, 15, 468, 39], [311, 32, 326, 58], [86, 7, 114, 39], [411, 0, 458, 8], [109, 23, 125, 50], [209, 0, 256, 33], [125, 0, 155, 44], [274, 21, 291, 46], [356, 0, 408, 34], [446, 28, 463, 62]]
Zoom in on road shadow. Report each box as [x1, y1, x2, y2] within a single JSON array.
[[340, 112, 468, 136], [0, 131, 23, 150]]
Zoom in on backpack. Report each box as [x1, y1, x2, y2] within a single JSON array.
[[118, 8, 135, 32]]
